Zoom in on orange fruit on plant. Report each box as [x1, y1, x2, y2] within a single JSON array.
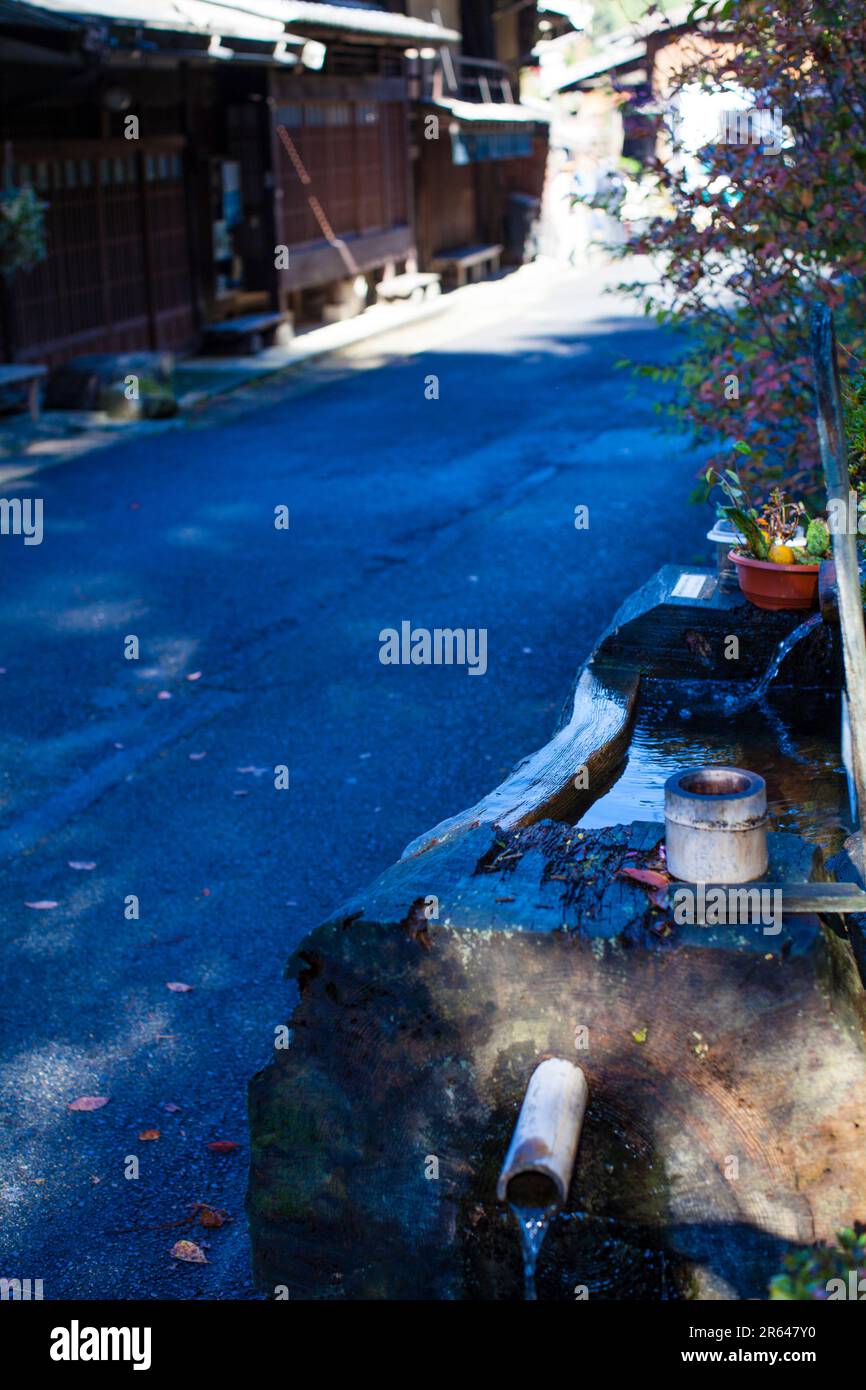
[[768, 542, 795, 565]]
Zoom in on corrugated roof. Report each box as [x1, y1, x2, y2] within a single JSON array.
[[556, 39, 646, 91], [3, 0, 300, 43], [431, 96, 551, 125], [2, 0, 459, 55], [555, 2, 728, 93], [0, 0, 81, 28], [261, 1, 459, 44]]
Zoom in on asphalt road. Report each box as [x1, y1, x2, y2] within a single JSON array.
[[0, 261, 709, 1299]]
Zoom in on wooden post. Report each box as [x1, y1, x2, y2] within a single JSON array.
[[810, 302, 866, 858]]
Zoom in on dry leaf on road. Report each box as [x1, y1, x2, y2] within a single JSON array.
[[170, 1240, 207, 1264]]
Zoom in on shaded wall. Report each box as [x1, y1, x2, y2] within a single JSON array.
[[269, 71, 414, 296], [415, 120, 549, 268], [1, 64, 202, 366]]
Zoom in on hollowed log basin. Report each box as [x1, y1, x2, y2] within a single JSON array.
[[247, 820, 866, 1301]]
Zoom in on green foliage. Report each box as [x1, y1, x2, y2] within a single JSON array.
[[769, 1225, 866, 1300], [596, 0, 866, 501], [0, 186, 47, 276], [723, 505, 768, 558], [805, 516, 830, 556], [844, 367, 866, 497]]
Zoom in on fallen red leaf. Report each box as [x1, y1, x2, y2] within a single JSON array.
[[207, 1140, 239, 1154], [618, 867, 670, 890], [197, 1204, 227, 1229], [68, 1096, 109, 1112], [138, 1129, 160, 1141]]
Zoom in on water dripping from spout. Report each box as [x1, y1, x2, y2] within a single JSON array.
[[509, 1201, 557, 1301], [497, 1060, 588, 1301]]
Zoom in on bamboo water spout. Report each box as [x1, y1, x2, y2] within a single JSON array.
[[497, 1058, 588, 1299]]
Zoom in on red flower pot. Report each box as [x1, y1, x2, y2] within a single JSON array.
[[729, 549, 820, 611]]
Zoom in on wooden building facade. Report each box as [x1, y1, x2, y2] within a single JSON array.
[[266, 67, 414, 299], [1, 134, 194, 366], [0, 0, 457, 367], [408, 0, 551, 271]]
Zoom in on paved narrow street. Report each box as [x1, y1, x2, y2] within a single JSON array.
[[0, 262, 708, 1297]]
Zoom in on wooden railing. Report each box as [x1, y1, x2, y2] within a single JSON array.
[[410, 52, 516, 105]]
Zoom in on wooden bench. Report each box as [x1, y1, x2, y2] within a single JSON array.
[[431, 243, 503, 288], [0, 363, 47, 421], [376, 272, 441, 305], [201, 312, 290, 356]]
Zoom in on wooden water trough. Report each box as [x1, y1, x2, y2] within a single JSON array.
[[246, 308, 866, 1300], [247, 558, 866, 1299]]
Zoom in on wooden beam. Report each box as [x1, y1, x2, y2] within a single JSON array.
[[811, 303, 866, 863], [672, 880, 866, 914]]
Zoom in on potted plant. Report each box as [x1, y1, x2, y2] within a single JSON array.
[[705, 460, 832, 611]]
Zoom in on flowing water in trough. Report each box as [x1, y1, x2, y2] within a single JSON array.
[[745, 613, 824, 705], [579, 681, 848, 853]]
